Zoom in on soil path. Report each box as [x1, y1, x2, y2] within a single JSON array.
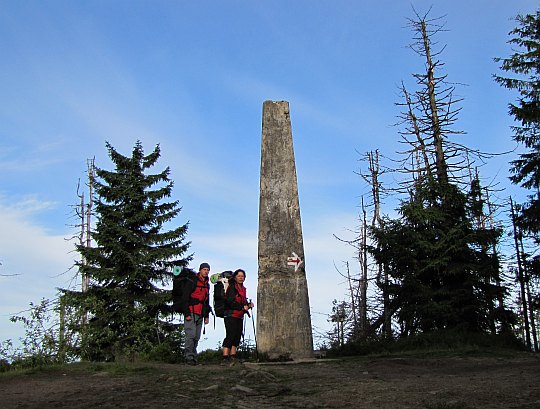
[[1, 355, 539, 409]]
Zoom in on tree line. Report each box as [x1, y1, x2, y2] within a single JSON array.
[[2, 8, 539, 368], [1, 142, 192, 366], [329, 9, 540, 352]]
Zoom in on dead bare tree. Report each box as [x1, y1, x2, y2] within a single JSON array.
[[511, 196, 531, 349], [333, 197, 371, 342], [393, 10, 503, 195]]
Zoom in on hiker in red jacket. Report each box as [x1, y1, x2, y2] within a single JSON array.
[[184, 262, 211, 365], [221, 269, 253, 365]]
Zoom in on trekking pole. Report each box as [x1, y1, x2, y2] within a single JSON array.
[[242, 315, 246, 342], [248, 299, 258, 360], [251, 312, 258, 359]]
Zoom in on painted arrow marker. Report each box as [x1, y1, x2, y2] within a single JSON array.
[[287, 252, 303, 272]]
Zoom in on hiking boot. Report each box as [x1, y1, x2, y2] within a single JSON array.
[[220, 356, 230, 366], [229, 355, 241, 366], [186, 358, 197, 366]]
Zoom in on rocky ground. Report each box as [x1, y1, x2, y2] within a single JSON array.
[[1, 353, 539, 409]]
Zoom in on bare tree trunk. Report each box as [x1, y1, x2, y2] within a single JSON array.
[[518, 230, 539, 351], [510, 197, 531, 349], [367, 151, 391, 338], [525, 273, 539, 351], [79, 158, 95, 346], [485, 188, 508, 333], [79, 191, 87, 292], [359, 199, 368, 339], [401, 82, 432, 180], [368, 151, 383, 227], [58, 296, 66, 363], [345, 261, 358, 333], [85, 158, 95, 291], [419, 19, 448, 187]]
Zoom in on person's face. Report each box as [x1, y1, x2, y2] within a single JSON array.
[[199, 267, 210, 278], [235, 271, 245, 283]]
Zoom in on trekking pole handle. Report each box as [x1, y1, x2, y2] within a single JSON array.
[[244, 299, 254, 317]]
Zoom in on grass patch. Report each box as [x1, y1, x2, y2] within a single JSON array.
[[0, 361, 164, 380], [0, 362, 71, 378], [78, 361, 161, 376]]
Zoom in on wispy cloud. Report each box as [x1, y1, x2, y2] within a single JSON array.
[[0, 197, 75, 343], [0, 141, 69, 173]]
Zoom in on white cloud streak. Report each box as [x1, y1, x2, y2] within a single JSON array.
[[0, 197, 75, 344]]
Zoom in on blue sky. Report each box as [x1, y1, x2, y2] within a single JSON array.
[[0, 0, 537, 351]]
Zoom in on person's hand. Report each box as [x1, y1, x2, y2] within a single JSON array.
[[185, 315, 192, 321], [204, 317, 209, 325], [249, 302, 254, 309]]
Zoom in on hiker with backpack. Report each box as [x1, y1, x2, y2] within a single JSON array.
[[221, 268, 254, 365], [182, 262, 212, 365]]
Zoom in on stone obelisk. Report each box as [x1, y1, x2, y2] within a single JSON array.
[[257, 100, 313, 359]]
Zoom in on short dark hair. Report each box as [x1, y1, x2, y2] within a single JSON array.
[[233, 269, 246, 278]]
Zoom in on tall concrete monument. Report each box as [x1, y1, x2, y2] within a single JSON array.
[[257, 100, 313, 359]]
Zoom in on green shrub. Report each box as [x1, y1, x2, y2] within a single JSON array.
[[329, 329, 527, 357]]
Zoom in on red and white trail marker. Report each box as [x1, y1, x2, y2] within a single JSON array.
[[287, 252, 303, 272]]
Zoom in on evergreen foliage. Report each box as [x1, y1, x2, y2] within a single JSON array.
[[370, 177, 510, 336], [495, 10, 540, 238], [63, 141, 191, 361], [328, 12, 519, 349], [495, 9, 540, 347], [328, 328, 526, 358], [362, 12, 513, 341]]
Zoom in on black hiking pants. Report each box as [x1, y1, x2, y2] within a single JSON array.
[[223, 316, 243, 348]]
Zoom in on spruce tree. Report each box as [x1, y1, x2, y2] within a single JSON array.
[[64, 141, 190, 361], [371, 178, 507, 335], [368, 12, 511, 338], [495, 10, 540, 237], [495, 8, 540, 348]]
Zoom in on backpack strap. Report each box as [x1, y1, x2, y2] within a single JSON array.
[[225, 282, 245, 311]]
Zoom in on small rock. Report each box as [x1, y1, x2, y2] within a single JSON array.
[[232, 384, 256, 394]]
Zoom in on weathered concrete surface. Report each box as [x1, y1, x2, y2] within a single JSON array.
[[257, 100, 313, 359]]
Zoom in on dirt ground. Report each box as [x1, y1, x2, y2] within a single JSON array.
[[1, 353, 539, 409]]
